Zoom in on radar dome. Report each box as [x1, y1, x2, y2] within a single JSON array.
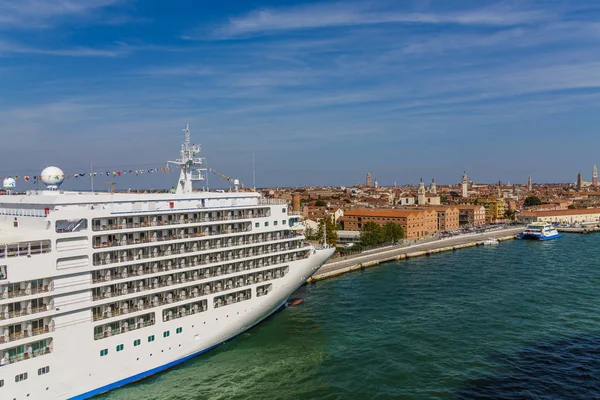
[[40, 166, 65, 189], [2, 178, 16, 189]]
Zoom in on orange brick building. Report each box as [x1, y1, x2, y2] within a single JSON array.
[[430, 206, 460, 231], [456, 205, 486, 226], [343, 208, 438, 239]]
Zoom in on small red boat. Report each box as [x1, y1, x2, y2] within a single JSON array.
[[287, 299, 303, 307]]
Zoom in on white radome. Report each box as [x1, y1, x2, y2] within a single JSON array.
[[2, 177, 16, 188], [40, 166, 65, 187]]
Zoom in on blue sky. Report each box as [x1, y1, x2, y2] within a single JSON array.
[[1, 0, 600, 190]]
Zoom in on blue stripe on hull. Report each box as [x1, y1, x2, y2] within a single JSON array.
[[70, 302, 287, 400], [518, 233, 562, 240]]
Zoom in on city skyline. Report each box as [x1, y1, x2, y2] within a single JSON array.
[[3, 1, 600, 186]]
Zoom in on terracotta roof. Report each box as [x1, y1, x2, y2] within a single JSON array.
[[344, 208, 420, 217], [520, 208, 600, 217]]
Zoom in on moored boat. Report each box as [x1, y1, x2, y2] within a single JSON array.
[[517, 222, 562, 240]]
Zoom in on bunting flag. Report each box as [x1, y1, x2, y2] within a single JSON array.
[[0, 164, 173, 183]]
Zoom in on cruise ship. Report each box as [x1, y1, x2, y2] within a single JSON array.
[[517, 222, 562, 240], [0, 126, 334, 399]]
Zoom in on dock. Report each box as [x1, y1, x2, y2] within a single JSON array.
[[557, 226, 600, 234], [308, 227, 525, 282]]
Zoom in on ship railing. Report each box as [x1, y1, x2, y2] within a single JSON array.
[[0, 305, 51, 320], [2, 346, 52, 365], [258, 198, 288, 205], [93, 320, 154, 340], [3, 285, 51, 300], [92, 213, 264, 232], [93, 231, 299, 266], [1, 325, 53, 344]]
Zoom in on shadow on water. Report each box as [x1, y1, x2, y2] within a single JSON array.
[[455, 333, 600, 399]]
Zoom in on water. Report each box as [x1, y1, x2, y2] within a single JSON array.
[[98, 234, 600, 399]]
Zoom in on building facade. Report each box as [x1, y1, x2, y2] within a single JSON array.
[[456, 205, 487, 226], [343, 209, 438, 239], [518, 208, 600, 224]]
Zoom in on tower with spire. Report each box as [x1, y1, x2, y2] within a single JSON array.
[[430, 178, 437, 194], [577, 171, 583, 191], [527, 175, 532, 191], [593, 165, 598, 187], [461, 171, 468, 198], [418, 178, 426, 205]]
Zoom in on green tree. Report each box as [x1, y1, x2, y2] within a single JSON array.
[[523, 196, 542, 207], [315, 199, 327, 207], [504, 209, 516, 220], [315, 218, 338, 246], [383, 222, 404, 242], [360, 222, 385, 246], [568, 204, 576, 209], [440, 194, 448, 203]]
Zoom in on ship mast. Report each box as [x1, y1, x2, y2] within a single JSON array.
[[167, 124, 206, 194]]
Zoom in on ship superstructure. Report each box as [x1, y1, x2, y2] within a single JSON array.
[[0, 127, 334, 399]]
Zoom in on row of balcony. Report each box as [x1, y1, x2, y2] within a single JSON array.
[[92, 231, 303, 267], [163, 300, 207, 322], [91, 266, 288, 322], [0, 240, 52, 259], [0, 302, 52, 321], [0, 338, 52, 366], [93, 313, 154, 340], [93, 223, 252, 249], [214, 289, 252, 309], [92, 208, 271, 232], [0, 325, 54, 344], [1, 280, 53, 300]]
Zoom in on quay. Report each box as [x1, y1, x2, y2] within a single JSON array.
[[557, 226, 600, 234], [308, 226, 525, 282]]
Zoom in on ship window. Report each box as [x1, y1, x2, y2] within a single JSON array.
[[38, 366, 50, 375], [134, 339, 141, 346], [100, 349, 108, 356], [282, 220, 286, 225], [274, 221, 278, 226], [282, 208, 286, 213], [163, 331, 170, 338], [15, 373, 27, 382], [116, 344, 124, 352], [265, 222, 269, 227], [148, 335, 155, 342], [0, 379, 3, 387], [176, 327, 182, 334], [255, 223, 259, 228]]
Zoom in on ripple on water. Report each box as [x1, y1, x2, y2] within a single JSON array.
[[98, 234, 600, 400]]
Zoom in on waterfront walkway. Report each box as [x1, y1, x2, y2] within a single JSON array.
[[310, 226, 525, 281]]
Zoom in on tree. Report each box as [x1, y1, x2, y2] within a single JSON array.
[[568, 204, 576, 209], [315, 218, 338, 246], [383, 222, 404, 242], [523, 196, 542, 207], [315, 199, 327, 207], [360, 222, 385, 246], [504, 209, 516, 220], [440, 194, 448, 203]]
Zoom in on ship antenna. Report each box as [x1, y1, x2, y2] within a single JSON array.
[[167, 124, 206, 194]]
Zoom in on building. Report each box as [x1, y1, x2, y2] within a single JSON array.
[[461, 172, 468, 198], [430, 178, 437, 194], [475, 197, 506, 223], [336, 230, 361, 244], [594, 165, 598, 187], [398, 194, 416, 206], [577, 171, 583, 191], [417, 178, 441, 206], [343, 208, 438, 239], [456, 205, 487, 226], [426, 206, 459, 231], [527, 176, 532, 191], [366, 173, 372, 187], [518, 208, 600, 224]]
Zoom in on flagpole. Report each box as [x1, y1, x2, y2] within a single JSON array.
[[91, 161, 94, 194], [252, 153, 256, 191]]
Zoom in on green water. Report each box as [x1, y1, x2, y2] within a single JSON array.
[[99, 234, 600, 399]]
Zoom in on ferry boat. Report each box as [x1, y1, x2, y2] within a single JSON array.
[[0, 126, 334, 399], [517, 222, 562, 240]]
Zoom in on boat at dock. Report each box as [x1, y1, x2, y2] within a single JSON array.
[[517, 222, 562, 241], [483, 238, 499, 245]]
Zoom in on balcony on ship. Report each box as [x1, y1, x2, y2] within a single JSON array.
[[0, 278, 53, 300], [91, 208, 271, 232], [93, 313, 155, 340], [0, 317, 54, 344], [163, 299, 207, 321], [213, 289, 252, 309], [0, 338, 53, 366], [0, 240, 52, 259], [0, 297, 54, 320], [92, 229, 301, 267]]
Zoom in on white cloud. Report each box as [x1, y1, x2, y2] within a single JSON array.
[[0, 0, 126, 29], [210, 2, 553, 39]]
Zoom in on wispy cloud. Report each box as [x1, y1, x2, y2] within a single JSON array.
[[0, 0, 126, 29], [0, 38, 122, 57], [209, 2, 553, 39]]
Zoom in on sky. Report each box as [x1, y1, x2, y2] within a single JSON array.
[[1, 0, 600, 190]]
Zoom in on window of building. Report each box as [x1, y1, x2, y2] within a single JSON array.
[[163, 331, 170, 338], [100, 349, 108, 356], [282, 208, 286, 213], [265, 222, 269, 227], [148, 335, 155, 342], [15, 373, 27, 382], [255, 222, 260, 228], [0, 379, 4, 387], [282, 220, 286, 225], [274, 221, 278, 226], [176, 327, 182, 334], [116, 344, 124, 352], [134, 339, 141, 346], [38, 366, 50, 375]]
